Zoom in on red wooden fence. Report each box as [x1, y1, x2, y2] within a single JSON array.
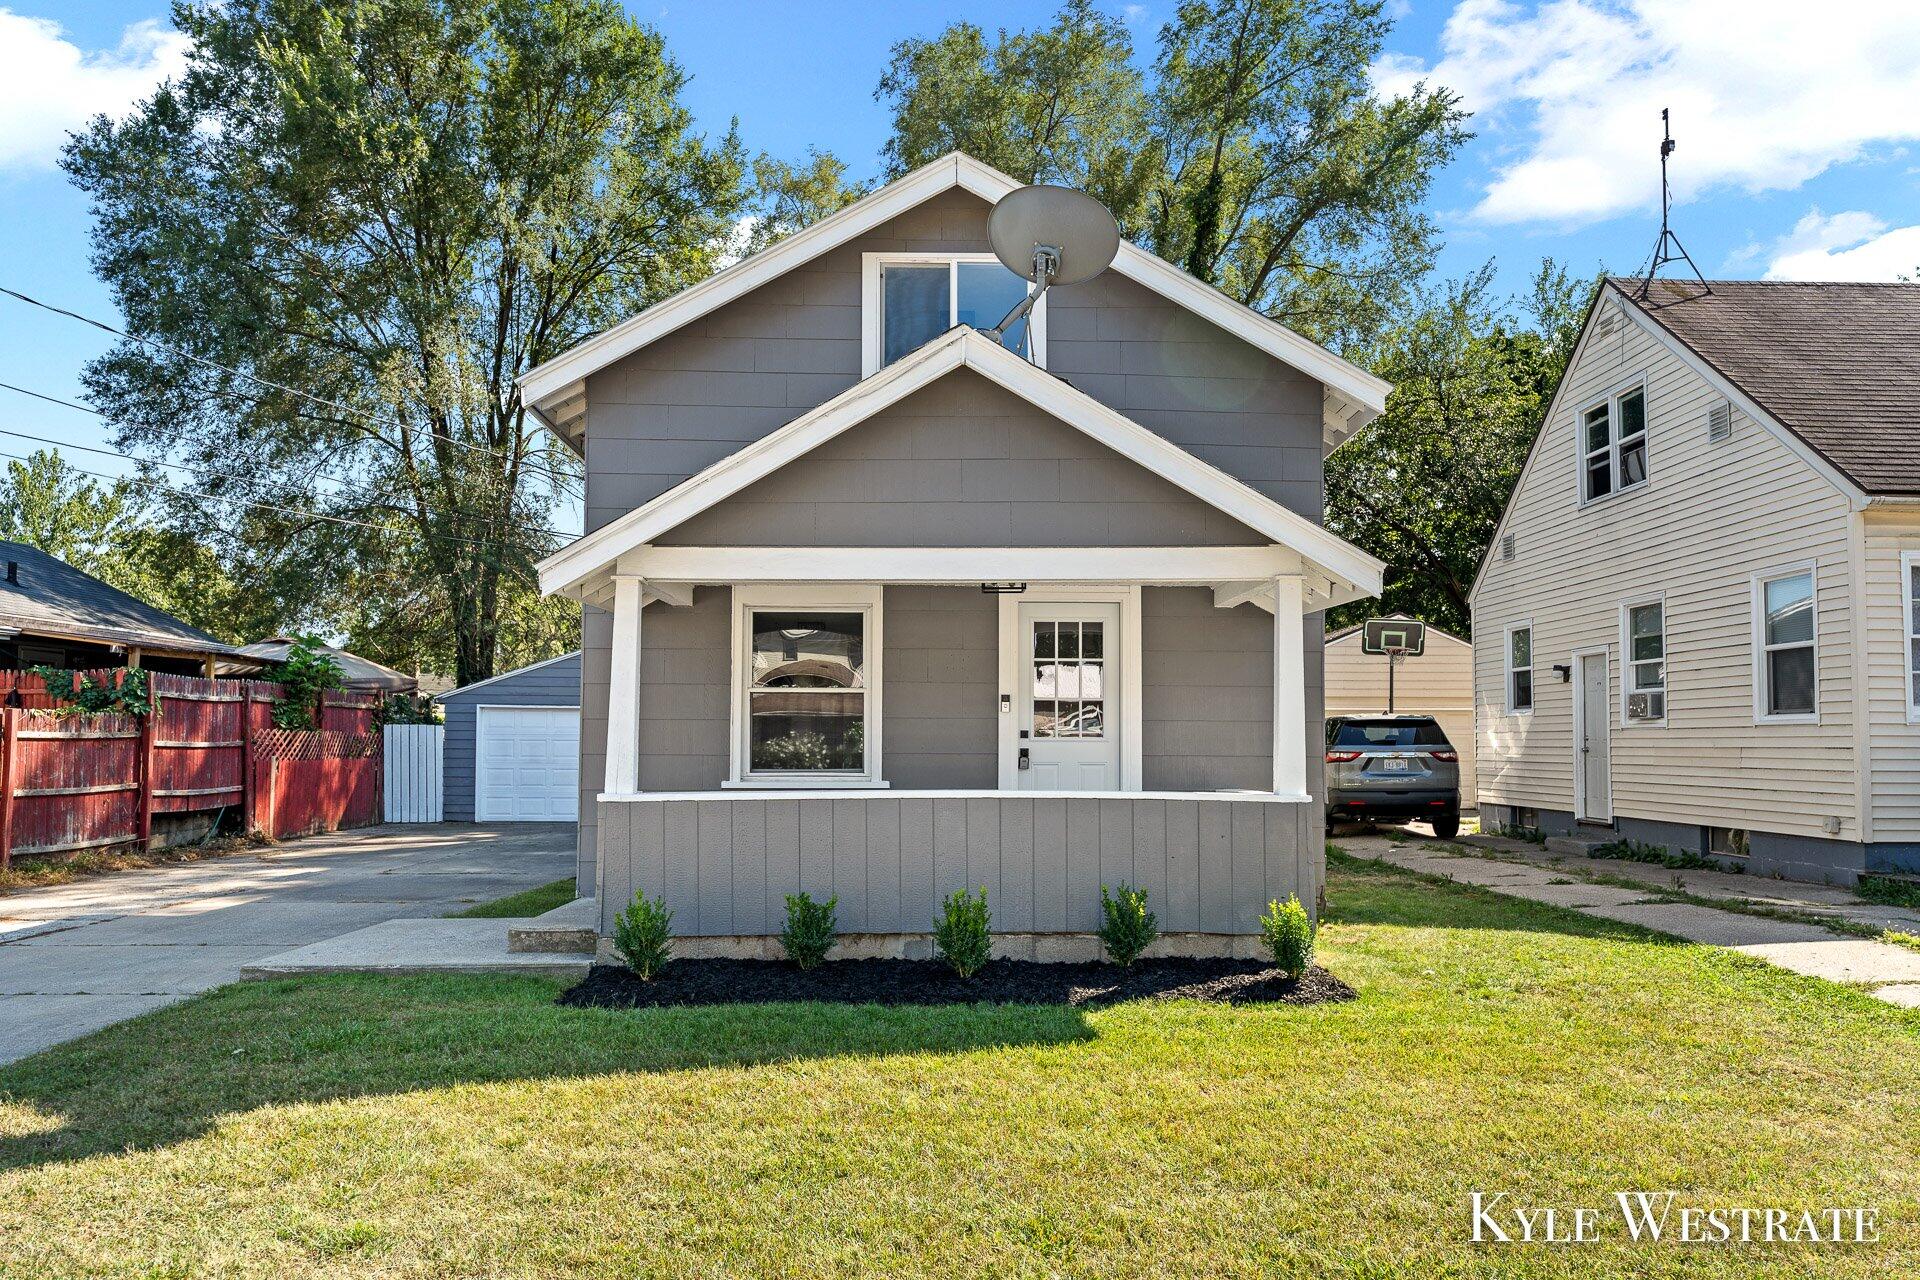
[[0, 670, 384, 868]]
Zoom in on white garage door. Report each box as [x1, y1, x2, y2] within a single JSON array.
[[475, 706, 580, 822]]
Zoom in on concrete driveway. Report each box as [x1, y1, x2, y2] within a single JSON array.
[[0, 823, 574, 1064]]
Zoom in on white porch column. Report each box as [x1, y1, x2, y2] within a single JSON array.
[[1271, 575, 1307, 797], [604, 574, 644, 795]]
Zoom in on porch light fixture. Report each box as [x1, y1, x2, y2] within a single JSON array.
[[1552, 663, 1572, 683], [980, 582, 1028, 594]]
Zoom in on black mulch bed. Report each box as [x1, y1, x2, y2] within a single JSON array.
[[557, 957, 1356, 1010]]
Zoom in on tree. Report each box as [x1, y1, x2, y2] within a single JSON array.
[[877, 0, 1467, 350], [0, 449, 260, 641], [65, 0, 748, 684], [1324, 262, 1597, 636]]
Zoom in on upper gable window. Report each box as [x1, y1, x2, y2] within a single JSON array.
[[1581, 383, 1648, 502], [862, 254, 1045, 375]]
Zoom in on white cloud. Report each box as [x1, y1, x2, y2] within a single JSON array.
[[1758, 209, 1920, 281], [0, 10, 188, 172], [1376, 1, 1920, 226]]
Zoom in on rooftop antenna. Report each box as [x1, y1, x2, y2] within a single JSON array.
[[982, 185, 1120, 359], [1635, 108, 1709, 305]]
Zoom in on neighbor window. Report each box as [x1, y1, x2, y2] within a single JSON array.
[[864, 254, 1042, 373], [1581, 384, 1648, 501], [1623, 599, 1666, 723], [1506, 624, 1533, 713], [734, 589, 881, 783], [1755, 567, 1816, 720], [1905, 553, 1920, 720]]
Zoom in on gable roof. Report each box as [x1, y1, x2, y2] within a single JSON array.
[[1619, 277, 1920, 495], [537, 326, 1384, 603], [519, 152, 1389, 452], [0, 541, 240, 658], [435, 650, 581, 705], [234, 637, 417, 693]]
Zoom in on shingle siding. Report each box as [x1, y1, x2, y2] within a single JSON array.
[[439, 653, 582, 824]]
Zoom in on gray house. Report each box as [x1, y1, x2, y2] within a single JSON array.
[[437, 653, 581, 823], [521, 153, 1388, 957]]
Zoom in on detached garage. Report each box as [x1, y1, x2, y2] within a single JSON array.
[[438, 652, 581, 822]]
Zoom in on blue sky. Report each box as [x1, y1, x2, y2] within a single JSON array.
[[5, 0, 1920, 503]]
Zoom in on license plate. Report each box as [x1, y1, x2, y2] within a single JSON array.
[[1378, 757, 1411, 772]]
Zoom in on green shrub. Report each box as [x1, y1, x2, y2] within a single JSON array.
[[1098, 882, 1157, 966], [1260, 894, 1315, 979], [1590, 838, 1720, 872], [780, 891, 839, 970], [27, 665, 151, 717], [612, 891, 673, 980], [934, 887, 992, 978], [270, 635, 345, 729], [1858, 876, 1920, 910]]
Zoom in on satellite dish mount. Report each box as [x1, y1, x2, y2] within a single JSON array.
[[983, 185, 1120, 359]]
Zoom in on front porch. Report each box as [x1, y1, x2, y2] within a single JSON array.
[[595, 789, 1318, 954]]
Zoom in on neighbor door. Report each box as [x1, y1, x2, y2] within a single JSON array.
[[1016, 602, 1121, 790], [1574, 652, 1612, 822]]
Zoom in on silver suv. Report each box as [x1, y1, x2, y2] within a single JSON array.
[[1325, 715, 1461, 839]]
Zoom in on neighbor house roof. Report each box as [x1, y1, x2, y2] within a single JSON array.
[[1618, 277, 1920, 496], [233, 637, 418, 694], [537, 326, 1386, 608], [0, 540, 242, 659], [519, 152, 1390, 454]]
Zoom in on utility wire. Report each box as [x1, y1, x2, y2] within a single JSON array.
[[0, 284, 583, 485], [0, 380, 580, 542], [0, 441, 563, 563]]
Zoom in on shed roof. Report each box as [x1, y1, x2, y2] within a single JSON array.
[[234, 637, 418, 693]]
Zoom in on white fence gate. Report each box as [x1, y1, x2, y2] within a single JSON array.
[[383, 723, 444, 822]]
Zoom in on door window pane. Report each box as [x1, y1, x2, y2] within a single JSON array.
[[882, 265, 950, 364], [1031, 619, 1104, 738]]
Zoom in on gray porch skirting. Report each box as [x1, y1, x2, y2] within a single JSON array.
[[596, 792, 1318, 948]]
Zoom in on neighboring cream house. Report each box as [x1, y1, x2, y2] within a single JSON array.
[[1326, 614, 1476, 806], [1473, 277, 1920, 884], [522, 153, 1390, 955]]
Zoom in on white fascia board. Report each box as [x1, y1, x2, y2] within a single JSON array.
[[536, 328, 1384, 600], [434, 649, 581, 704], [618, 544, 1304, 584], [520, 151, 1388, 446]]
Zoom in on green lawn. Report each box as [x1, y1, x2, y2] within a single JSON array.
[[446, 877, 577, 919], [3, 853, 1917, 1278]]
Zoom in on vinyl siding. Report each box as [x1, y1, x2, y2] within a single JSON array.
[[1861, 505, 1920, 840], [438, 653, 582, 824], [1471, 304, 1861, 840], [1326, 628, 1476, 804]]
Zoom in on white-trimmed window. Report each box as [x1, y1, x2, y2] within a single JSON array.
[[1903, 551, 1920, 722], [1505, 623, 1534, 713], [1753, 566, 1817, 722], [861, 253, 1045, 374], [730, 586, 883, 786], [1621, 597, 1666, 723], [1580, 382, 1648, 502]]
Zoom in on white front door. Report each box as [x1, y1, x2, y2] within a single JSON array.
[[475, 706, 580, 821], [1574, 652, 1612, 822], [1016, 602, 1121, 791]]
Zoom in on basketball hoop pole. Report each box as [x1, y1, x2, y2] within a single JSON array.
[[1387, 649, 1401, 714]]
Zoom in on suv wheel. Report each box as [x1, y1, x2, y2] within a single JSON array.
[[1432, 814, 1460, 840]]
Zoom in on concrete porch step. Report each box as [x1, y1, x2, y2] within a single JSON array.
[[242, 918, 592, 980], [507, 896, 598, 954]]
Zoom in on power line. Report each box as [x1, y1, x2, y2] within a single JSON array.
[[0, 379, 580, 542], [0, 441, 564, 563], [0, 283, 583, 485]]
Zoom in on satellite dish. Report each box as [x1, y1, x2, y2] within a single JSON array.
[[988, 185, 1120, 285]]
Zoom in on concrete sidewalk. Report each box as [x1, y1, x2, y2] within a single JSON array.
[[0, 822, 574, 1064], [1341, 830, 1920, 1006]]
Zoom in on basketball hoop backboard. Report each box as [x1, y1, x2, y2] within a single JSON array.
[[1361, 618, 1426, 657]]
